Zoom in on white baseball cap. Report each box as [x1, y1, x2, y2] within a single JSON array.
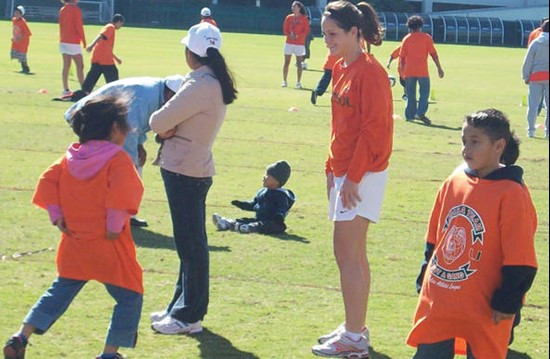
[[200, 7, 211, 17], [165, 75, 184, 93], [181, 22, 222, 58], [16, 5, 25, 16]]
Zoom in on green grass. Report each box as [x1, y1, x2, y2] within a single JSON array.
[[0, 21, 548, 358]]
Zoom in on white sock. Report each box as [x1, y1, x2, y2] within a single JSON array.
[[345, 330, 362, 342]]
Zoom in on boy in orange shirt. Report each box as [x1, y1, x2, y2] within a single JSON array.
[[399, 15, 444, 125], [408, 109, 538, 359], [81, 14, 124, 94], [3, 96, 144, 359], [11, 6, 31, 74]]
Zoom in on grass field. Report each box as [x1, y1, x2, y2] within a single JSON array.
[[0, 20, 548, 359]]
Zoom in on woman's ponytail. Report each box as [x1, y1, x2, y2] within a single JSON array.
[[202, 47, 238, 105]]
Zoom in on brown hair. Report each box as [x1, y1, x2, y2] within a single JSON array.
[[323, 1, 383, 46]]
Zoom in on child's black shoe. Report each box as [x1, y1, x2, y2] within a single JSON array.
[[3, 335, 27, 359]]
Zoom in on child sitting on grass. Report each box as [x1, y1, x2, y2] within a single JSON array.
[[3, 95, 144, 359], [213, 160, 295, 234]]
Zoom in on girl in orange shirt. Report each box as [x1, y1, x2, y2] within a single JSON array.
[[311, 2, 393, 358], [282, 1, 310, 89], [11, 6, 31, 74], [59, 0, 87, 95], [408, 109, 538, 359], [3, 96, 144, 359]]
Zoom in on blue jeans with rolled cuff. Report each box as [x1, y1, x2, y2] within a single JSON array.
[[405, 76, 430, 120]]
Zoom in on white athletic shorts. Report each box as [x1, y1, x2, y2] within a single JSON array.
[[284, 43, 306, 57], [59, 43, 82, 55], [328, 170, 389, 223]]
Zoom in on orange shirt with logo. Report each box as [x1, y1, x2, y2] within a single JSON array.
[[32, 151, 144, 294], [283, 14, 310, 46], [91, 23, 116, 65], [407, 171, 538, 359], [399, 32, 438, 78], [11, 17, 31, 53], [325, 53, 394, 183], [59, 3, 86, 46]]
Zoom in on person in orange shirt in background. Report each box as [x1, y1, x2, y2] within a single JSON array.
[[399, 15, 444, 125], [81, 14, 124, 94], [407, 109, 538, 359], [387, 45, 407, 100], [200, 7, 217, 27], [2, 95, 144, 359], [282, 1, 310, 89], [59, 0, 86, 95], [310, 52, 338, 104], [527, 17, 547, 47], [11, 5, 31, 74], [311, 2, 393, 358]]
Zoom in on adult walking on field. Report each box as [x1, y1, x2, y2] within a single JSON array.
[[522, 20, 549, 139], [311, 1, 393, 358], [148, 22, 237, 335], [58, 0, 86, 95], [282, 1, 310, 89], [399, 15, 444, 125]]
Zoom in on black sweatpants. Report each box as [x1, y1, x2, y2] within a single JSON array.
[[82, 63, 118, 93]]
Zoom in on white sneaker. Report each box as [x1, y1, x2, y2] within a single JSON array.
[[150, 310, 169, 323], [151, 316, 202, 335], [62, 89, 72, 96], [212, 213, 231, 231], [296, 82, 303, 89], [281, 81, 288, 88], [318, 323, 370, 347], [312, 332, 369, 358]]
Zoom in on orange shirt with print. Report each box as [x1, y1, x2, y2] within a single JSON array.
[[527, 27, 542, 47], [283, 14, 310, 46], [59, 3, 86, 46], [325, 53, 394, 183], [407, 171, 538, 359], [11, 17, 31, 53], [32, 151, 144, 294], [201, 18, 218, 28], [91, 23, 116, 65], [399, 32, 438, 78]]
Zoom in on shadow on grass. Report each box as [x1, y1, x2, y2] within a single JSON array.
[[267, 232, 310, 244], [370, 348, 393, 359], [131, 228, 231, 252], [507, 349, 532, 359], [407, 120, 462, 131], [194, 328, 260, 359]]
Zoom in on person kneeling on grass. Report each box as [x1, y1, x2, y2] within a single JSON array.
[[213, 160, 295, 234]]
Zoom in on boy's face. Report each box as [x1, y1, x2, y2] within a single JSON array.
[[263, 173, 280, 189], [461, 123, 504, 176]]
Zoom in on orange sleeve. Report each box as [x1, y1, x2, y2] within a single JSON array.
[[32, 157, 64, 209], [283, 16, 290, 36], [105, 152, 144, 215], [425, 182, 446, 245], [346, 67, 393, 182], [499, 185, 538, 268], [390, 46, 401, 60], [22, 20, 31, 37], [427, 36, 438, 60], [399, 36, 409, 73]]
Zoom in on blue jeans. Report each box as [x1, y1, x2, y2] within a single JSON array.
[[161, 168, 212, 323], [413, 339, 475, 359], [23, 277, 142, 348], [527, 81, 549, 137], [405, 77, 430, 120], [315, 69, 332, 96]]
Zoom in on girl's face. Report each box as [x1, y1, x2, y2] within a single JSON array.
[[461, 123, 505, 177], [263, 173, 280, 189], [292, 2, 301, 16], [321, 16, 359, 58], [13, 11, 22, 20]]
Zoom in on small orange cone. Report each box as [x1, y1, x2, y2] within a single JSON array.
[[38, 89, 48, 94], [288, 106, 299, 112]]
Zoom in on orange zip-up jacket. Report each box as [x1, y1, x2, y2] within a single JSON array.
[[59, 3, 86, 47], [11, 17, 31, 53], [407, 169, 538, 359], [325, 53, 394, 183], [32, 151, 144, 294], [283, 14, 310, 46]]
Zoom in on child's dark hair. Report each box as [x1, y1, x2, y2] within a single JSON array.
[[324, 1, 383, 46], [464, 109, 521, 165], [407, 15, 424, 31], [112, 13, 125, 23], [188, 47, 238, 105], [71, 95, 130, 144], [293, 1, 306, 16], [543, 20, 549, 33]]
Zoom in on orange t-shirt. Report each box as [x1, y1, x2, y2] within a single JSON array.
[[399, 32, 438, 78], [11, 17, 31, 53], [325, 53, 394, 183], [91, 23, 116, 65], [390, 45, 403, 77], [323, 53, 339, 71], [32, 151, 144, 294], [59, 4, 86, 46], [283, 14, 310, 45], [407, 171, 538, 359], [201, 18, 218, 28], [527, 27, 542, 47]]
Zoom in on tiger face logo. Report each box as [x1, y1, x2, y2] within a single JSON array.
[[442, 225, 467, 265]]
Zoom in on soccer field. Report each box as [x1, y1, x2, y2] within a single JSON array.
[[0, 21, 548, 358]]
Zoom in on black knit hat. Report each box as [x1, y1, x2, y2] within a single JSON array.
[[266, 160, 291, 187]]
